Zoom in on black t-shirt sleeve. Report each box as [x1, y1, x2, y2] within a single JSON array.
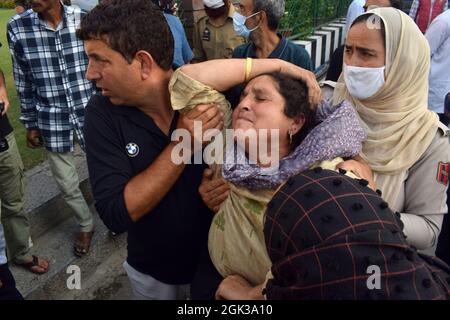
[[84, 96, 134, 233]]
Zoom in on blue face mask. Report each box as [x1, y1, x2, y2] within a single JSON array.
[[233, 11, 261, 39]]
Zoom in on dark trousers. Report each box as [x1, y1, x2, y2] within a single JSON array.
[[0, 263, 23, 300], [437, 113, 450, 264], [190, 247, 223, 300]]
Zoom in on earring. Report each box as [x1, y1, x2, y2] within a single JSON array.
[[288, 131, 293, 145]]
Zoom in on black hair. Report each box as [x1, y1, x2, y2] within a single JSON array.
[[150, 0, 174, 14], [390, 0, 404, 10], [77, 0, 174, 70]]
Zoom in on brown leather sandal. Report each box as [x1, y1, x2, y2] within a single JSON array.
[[74, 230, 94, 257], [15, 255, 49, 274]]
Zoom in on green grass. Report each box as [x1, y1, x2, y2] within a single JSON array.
[[1, 9, 46, 170]]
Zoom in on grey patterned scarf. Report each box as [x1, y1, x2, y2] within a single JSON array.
[[222, 100, 366, 190]]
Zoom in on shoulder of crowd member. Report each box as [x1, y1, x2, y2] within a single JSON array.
[[196, 14, 209, 26], [287, 40, 313, 71], [6, 15, 23, 43], [84, 94, 120, 149], [65, 3, 87, 17], [232, 42, 250, 58], [8, 7, 33, 25], [412, 122, 450, 173], [85, 94, 114, 116]]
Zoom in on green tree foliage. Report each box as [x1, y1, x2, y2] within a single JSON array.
[[280, 0, 352, 38], [0, 0, 15, 9]]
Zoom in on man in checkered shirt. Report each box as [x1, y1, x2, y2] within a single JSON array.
[[7, 0, 96, 257]]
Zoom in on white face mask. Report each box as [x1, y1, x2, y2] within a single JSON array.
[[343, 63, 386, 100]]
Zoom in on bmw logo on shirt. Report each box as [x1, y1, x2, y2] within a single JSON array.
[[126, 143, 139, 157]]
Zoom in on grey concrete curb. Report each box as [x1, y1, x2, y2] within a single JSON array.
[[10, 146, 130, 299]]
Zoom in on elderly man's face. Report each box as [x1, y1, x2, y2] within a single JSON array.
[[235, 0, 261, 30], [234, 0, 254, 16]]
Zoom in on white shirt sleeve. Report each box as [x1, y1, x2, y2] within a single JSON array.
[[345, 0, 366, 36], [425, 19, 447, 57]]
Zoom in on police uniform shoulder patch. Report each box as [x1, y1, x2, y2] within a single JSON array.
[[202, 27, 211, 41], [437, 162, 450, 186], [126, 142, 139, 157]]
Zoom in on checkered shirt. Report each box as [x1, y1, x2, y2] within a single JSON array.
[[7, 5, 95, 152]]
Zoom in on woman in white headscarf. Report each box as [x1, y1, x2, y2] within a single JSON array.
[[333, 7, 450, 251]]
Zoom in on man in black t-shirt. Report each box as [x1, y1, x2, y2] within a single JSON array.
[[78, 0, 223, 299]]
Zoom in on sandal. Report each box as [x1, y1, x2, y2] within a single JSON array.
[[15, 255, 49, 274], [74, 230, 94, 257]]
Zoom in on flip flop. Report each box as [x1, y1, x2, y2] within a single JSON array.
[[15, 255, 49, 274], [74, 230, 94, 257]]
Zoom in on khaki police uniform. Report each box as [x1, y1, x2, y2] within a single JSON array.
[[192, 5, 245, 62], [384, 122, 450, 250]]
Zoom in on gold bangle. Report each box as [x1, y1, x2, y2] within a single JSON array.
[[245, 57, 252, 82]]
